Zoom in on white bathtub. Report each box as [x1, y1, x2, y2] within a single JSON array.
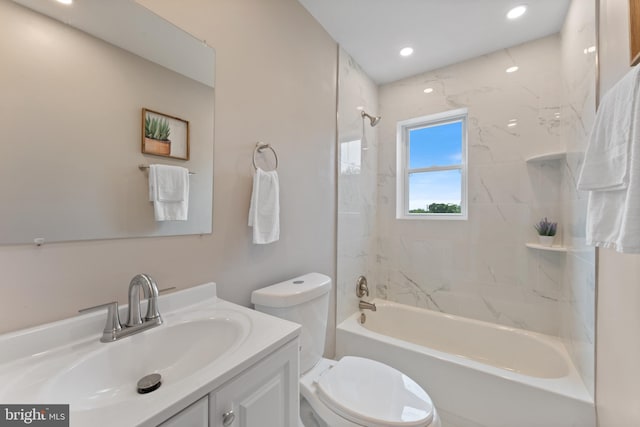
[[336, 299, 595, 427]]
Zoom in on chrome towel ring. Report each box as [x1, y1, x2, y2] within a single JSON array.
[[252, 142, 278, 171]]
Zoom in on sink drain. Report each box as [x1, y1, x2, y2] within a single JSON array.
[[137, 373, 162, 394]]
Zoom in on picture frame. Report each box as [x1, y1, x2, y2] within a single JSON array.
[[142, 108, 190, 160], [630, 0, 640, 65]]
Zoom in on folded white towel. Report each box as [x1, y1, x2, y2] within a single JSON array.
[[581, 66, 640, 253], [578, 66, 640, 191], [248, 168, 279, 244], [148, 164, 189, 221]]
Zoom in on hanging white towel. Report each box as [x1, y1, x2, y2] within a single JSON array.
[[584, 133, 640, 253], [148, 164, 189, 221], [578, 65, 640, 253], [578, 66, 640, 191], [248, 168, 280, 244]]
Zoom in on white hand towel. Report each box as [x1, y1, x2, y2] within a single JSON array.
[[248, 168, 279, 244], [577, 66, 640, 191], [580, 66, 640, 253], [148, 164, 189, 221], [585, 116, 640, 253]]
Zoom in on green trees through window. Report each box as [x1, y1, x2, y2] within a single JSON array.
[[409, 203, 461, 214]]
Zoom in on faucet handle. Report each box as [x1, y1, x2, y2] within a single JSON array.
[[79, 301, 122, 342], [355, 276, 369, 297]]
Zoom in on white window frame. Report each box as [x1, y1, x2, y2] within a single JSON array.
[[396, 108, 468, 220]]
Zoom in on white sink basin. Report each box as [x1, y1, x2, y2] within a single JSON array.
[[38, 316, 248, 410], [0, 283, 300, 427]]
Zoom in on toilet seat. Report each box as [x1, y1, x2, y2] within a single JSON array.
[[315, 356, 435, 427]]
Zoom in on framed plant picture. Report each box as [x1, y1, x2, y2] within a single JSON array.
[[631, 0, 640, 65], [142, 108, 190, 160]]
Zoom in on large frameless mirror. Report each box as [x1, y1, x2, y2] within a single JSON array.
[[0, 0, 215, 244]]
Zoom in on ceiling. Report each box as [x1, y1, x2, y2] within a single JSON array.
[[297, 0, 571, 84]]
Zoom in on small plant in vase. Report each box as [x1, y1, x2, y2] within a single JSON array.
[[534, 217, 557, 246], [144, 116, 172, 156]]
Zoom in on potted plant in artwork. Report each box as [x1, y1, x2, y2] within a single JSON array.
[[144, 115, 172, 156], [534, 217, 557, 246]]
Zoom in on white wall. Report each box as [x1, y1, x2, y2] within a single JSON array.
[[0, 0, 338, 356], [595, 0, 640, 425]]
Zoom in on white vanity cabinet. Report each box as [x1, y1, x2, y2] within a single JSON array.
[[159, 338, 299, 427], [159, 396, 209, 427], [211, 338, 299, 427]]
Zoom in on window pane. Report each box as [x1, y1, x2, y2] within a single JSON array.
[[408, 170, 461, 214], [409, 121, 462, 169]]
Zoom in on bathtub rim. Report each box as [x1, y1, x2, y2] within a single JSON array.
[[337, 298, 593, 405]]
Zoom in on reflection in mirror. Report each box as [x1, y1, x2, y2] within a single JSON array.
[[0, 0, 215, 244]]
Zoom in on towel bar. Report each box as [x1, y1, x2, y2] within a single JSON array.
[[253, 142, 278, 171], [138, 165, 195, 175]]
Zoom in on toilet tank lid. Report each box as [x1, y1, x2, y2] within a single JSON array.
[[251, 273, 331, 308]]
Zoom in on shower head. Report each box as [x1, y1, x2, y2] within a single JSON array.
[[361, 110, 382, 127]]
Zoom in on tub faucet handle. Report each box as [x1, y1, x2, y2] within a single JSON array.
[[356, 275, 369, 297]]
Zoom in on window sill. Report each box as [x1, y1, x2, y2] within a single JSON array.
[[397, 214, 468, 221]]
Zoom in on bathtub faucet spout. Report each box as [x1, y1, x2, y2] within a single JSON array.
[[359, 300, 377, 311]]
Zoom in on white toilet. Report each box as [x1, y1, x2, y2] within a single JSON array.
[[251, 272, 441, 427]]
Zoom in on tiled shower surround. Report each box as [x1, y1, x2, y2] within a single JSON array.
[[376, 35, 564, 336], [337, 0, 595, 398]]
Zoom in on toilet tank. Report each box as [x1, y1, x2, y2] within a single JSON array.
[[251, 273, 331, 374]]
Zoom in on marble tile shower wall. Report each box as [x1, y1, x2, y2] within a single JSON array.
[[336, 47, 380, 324], [376, 36, 566, 335], [559, 0, 596, 396]]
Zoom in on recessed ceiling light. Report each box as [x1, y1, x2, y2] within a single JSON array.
[[56, 0, 73, 4], [356, 106, 364, 111], [400, 47, 414, 57], [423, 88, 434, 94], [507, 5, 527, 19], [506, 66, 519, 73]]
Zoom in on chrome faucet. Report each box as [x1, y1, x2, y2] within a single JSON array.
[[359, 300, 377, 311], [79, 273, 164, 342], [127, 273, 161, 326], [356, 276, 376, 311]]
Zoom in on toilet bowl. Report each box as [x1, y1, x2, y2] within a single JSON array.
[[251, 273, 441, 427]]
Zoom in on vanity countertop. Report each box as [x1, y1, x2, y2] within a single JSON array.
[[0, 283, 300, 426]]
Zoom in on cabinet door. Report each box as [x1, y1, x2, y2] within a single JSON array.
[[159, 395, 208, 427], [212, 339, 299, 427]]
